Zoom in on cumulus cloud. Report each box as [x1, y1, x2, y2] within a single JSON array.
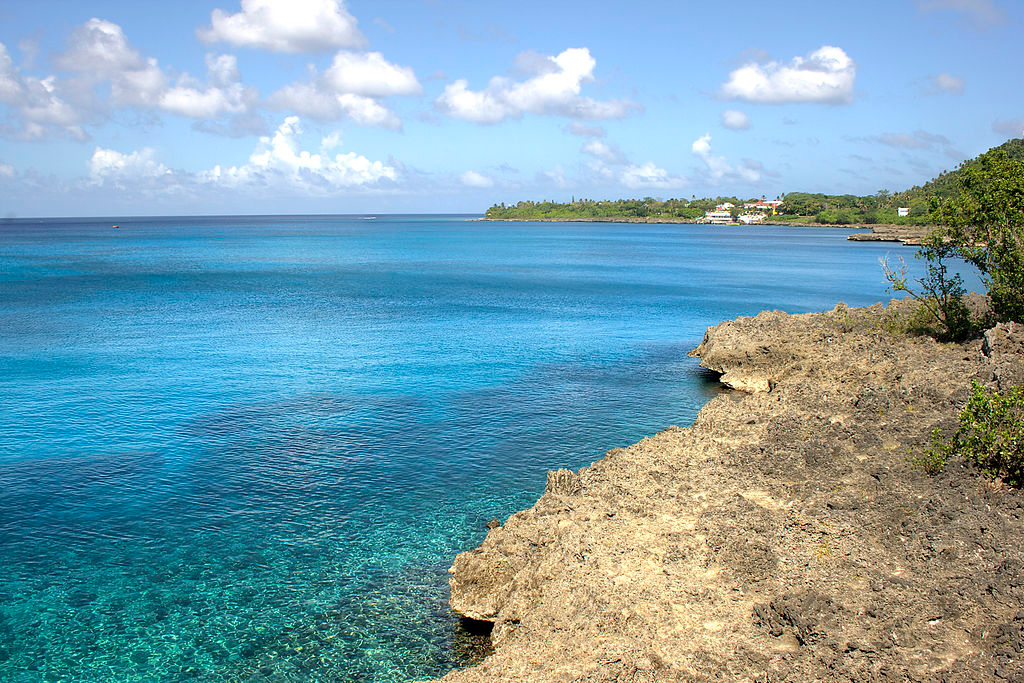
[[721, 109, 751, 130], [720, 46, 856, 105], [88, 146, 171, 185], [581, 139, 627, 165], [0, 43, 88, 141], [917, 0, 1004, 25], [436, 47, 639, 124], [159, 54, 258, 119], [201, 116, 396, 190], [56, 18, 167, 107], [459, 170, 494, 187], [692, 132, 761, 183], [199, 0, 367, 53], [270, 51, 420, 129], [619, 162, 682, 189], [931, 73, 964, 94], [993, 119, 1024, 138], [565, 122, 605, 137], [321, 51, 421, 97], [0, 161, 15, 179]]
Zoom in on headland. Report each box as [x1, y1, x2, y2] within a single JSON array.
[[431, 298, 1024, 681]]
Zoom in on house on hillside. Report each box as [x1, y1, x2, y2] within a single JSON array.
[[897, 207, 910, 217]]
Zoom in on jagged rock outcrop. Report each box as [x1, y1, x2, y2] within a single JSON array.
[[847, 225, 932, 245], [432, 300, 1024, 682]]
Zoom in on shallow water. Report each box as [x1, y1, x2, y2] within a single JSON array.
[[0, 215, 976, 680]]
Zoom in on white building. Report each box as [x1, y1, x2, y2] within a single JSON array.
[[704, 210, 733, 224], [897, 207, 910, 217]]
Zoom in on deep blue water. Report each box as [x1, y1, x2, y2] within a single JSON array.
[[0, 215, 975, 681]]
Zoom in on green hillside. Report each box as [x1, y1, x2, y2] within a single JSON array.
[[484, 138, 1024, 226]]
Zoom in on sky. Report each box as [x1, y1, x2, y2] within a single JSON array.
[[0, 0, 1021, 217]]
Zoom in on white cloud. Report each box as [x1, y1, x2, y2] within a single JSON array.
[[917, 0, 1004, 25], [993, 119, 1024, 138], [720, 46, 856, 105], [619, 162, 682, 189], [159, 54, 258, 119], [270, 51, 419, 129], [721, 109, 751, 130], [322, 51, 422, 97], [565, 122, 605, 137], [55, 18, 167, 107], [88, 146, 171, 185], [436, 47, 639, 124], [581, 139, 627, 165], [459, 170, 494, 187], [270, 83, 402, 128], [199, 0, 367, 53], [692, 132, 761, 183], [0, 44, 88, 141], [0, 161, 15, 179], [931, 73, 964, 94], [201, 116, 396, 190], [856, 129, 960, 158]]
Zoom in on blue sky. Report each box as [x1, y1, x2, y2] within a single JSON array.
[[0, 0, 1021, 216]]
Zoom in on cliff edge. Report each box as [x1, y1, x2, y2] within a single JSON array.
[[433, 301, 1024, 682]]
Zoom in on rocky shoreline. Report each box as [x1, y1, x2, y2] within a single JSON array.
[[431, 299, 1024, 682], [479, 217, 933, 245]]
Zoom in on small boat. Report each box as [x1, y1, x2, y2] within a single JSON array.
[[112, 225, 119, 229]]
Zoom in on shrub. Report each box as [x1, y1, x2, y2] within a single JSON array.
[[910, 428, 949, 475], [880, 230, 973, 341], [951, 381, 1024, 486]]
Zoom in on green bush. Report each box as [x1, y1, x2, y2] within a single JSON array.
[[951, 381, 1024, 486], [910, 428, 949, 475]]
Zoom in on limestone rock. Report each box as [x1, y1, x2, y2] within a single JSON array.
[[433, 300, 1024, 682]]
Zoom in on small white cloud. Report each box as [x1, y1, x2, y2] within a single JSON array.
[[619, 162, 682, 189], [917, 0, 1004, 25], [373, 17, 395, 33], [269, 51, 419, 129], [201, 116, 396, 190], [159, 54, 258, 119], [270, 83, 401, 128], [56, 18, 167, 107], [581, 139, 627, 165], [565, 122, 605, 137], [992, 119, 1024, 138], [199, 0, 367, 53], [322, 51, 422, 97], [436, 47, 639, 124], [459, 170, 494, 187], [931, 73, 964, 94], [692, 132, 761, 183], [89, 146, 170, 185], [0, 161, 15, 179], [721, 109, 751, 130], [720, 46, 856, 105]]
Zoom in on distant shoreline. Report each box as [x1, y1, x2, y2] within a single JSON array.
[[477, 216, 932, 246]]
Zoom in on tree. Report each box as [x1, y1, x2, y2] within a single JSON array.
[[934, 148, 1024, 322], [881, 231, 972, 341]]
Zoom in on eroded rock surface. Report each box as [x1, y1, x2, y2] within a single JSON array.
[[432, 300, 1024, 682]]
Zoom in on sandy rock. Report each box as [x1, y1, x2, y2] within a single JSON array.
[[431, 299, 1024, 682]]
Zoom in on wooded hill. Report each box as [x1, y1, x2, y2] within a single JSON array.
[[484, 138, 1024, 226]]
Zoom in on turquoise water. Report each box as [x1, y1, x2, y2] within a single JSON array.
[[0, 216, 970, 681]]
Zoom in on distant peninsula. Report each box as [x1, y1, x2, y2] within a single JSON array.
[[484, 138, 1024, 228]]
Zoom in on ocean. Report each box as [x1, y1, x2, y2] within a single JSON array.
[[0, 215, 971, 681]]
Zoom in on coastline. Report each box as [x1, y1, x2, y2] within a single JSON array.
[[432, 299, 1024, 681], [480, 217, 932, 245]]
